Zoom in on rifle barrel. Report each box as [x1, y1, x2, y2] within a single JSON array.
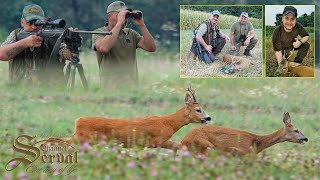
[[74, 30, 112, 35]]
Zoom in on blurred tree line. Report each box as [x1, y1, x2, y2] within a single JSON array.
[[0, 0, 179, 49], [275, 12, 314, 27], [181, 6, 262, 19]]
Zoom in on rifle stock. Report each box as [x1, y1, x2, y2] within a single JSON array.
[[193, 30, 212, 64]]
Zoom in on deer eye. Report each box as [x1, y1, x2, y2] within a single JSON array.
[[196, 109, 202, 113], [294, 130, 299, 133]]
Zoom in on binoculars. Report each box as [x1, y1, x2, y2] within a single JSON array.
[[239, 34, 247, 42], [125, 11, 142, 19]]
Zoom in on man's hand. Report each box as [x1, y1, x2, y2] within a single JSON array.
[[225, 36, 230, 42], [205, 44, 213, 53], [244, 38, 250, 46], [22, 35, 43, 48], [117, 9, 129, 27], [66, 49, 72, 60], [293, 38, 301, 49], [131, 10, 145, 27]]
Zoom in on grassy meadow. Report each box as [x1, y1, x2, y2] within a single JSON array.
[[0, 49, 319, 179], [180, 9, 263, 77], [265, 26, 315, 77]]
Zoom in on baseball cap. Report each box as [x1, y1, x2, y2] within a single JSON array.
[[107, 1, 131, 13], [283, 6, 297, 18], [22, 4, 45, 23], [211, 10, 220, 16], [240, 12, 248, 18]]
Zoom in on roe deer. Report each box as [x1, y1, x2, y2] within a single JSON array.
[[181, 112, 308, 156], [222, 54, 253, 71], [276, 50, 314, 77], [68, 85, 211, 150], [277, 61, 314, 77]]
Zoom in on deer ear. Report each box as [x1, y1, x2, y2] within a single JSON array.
[[185, 93, 194, 105], [283, 111, 292, 126]]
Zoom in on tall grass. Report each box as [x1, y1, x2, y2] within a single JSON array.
[[180, 9, 263, 30]]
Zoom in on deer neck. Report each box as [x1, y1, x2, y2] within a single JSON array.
[[255, 128, 286, 153], [162, 107, 191, 132]]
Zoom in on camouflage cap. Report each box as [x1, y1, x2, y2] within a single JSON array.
[[22, 4, 45, 23], [107, 1, 130, 13], [240, 12, 248, 18], [211, 10, 220, 16]]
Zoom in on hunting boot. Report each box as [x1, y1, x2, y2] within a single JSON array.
[[243, 49, 253, 57]]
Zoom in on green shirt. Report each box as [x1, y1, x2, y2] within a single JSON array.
[[230, 21, 254, 37], [92, 26, 142, 85]]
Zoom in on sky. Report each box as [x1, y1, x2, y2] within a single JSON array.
[[265, 5, 315, 26]]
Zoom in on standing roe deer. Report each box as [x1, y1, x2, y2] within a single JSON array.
[[181, 112, 308, 156], [67, 85, 211, 150]]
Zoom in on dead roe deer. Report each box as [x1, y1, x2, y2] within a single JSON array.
[[70, 85, 211, 149], [181, 112, 308, 155], [276, 50, 314, 77]]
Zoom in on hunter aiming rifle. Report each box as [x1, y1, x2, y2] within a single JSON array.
[[192, 29, 212, 64], [16, 18, 112, 90]]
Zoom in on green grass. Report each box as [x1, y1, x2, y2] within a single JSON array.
[[180, 9, 263, 30], [0, 51, 319, 179]]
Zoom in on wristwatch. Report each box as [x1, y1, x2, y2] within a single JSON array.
[[298, 39, 304, 44]]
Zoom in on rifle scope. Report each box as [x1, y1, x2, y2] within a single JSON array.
[[34, 19, 66, 28]]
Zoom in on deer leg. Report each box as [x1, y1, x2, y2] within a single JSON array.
[[227, 147, 248, 156], [147, 137, 167, 148], [194, 139, 214, 155], [160, 139, 181, 151]]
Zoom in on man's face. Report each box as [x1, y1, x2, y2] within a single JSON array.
[[282, 13, 296, 32], [210, 15, 219, 23], [107, 11, 127, 28], [240, 16, 248, 24], [21, 18, 42, 32]]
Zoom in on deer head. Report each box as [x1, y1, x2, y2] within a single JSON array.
[[276, 50, 294, 73], [276, 60, 288, 73], [282, 112, 308, 144], [184, 85, 211, 124]]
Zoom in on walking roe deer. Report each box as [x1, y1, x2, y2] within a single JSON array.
[[181, 112, 308, 156], [67, 86, 211, 150]]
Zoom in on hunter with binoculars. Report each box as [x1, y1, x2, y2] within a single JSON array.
[[0, 1, 156, 88], [92, 1, 156, 88]]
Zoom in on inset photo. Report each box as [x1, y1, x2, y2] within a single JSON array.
[[180, 5, 263, 77], [265, 5, 315, 77]]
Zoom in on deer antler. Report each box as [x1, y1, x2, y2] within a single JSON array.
[[187, 85, 197, 103]]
